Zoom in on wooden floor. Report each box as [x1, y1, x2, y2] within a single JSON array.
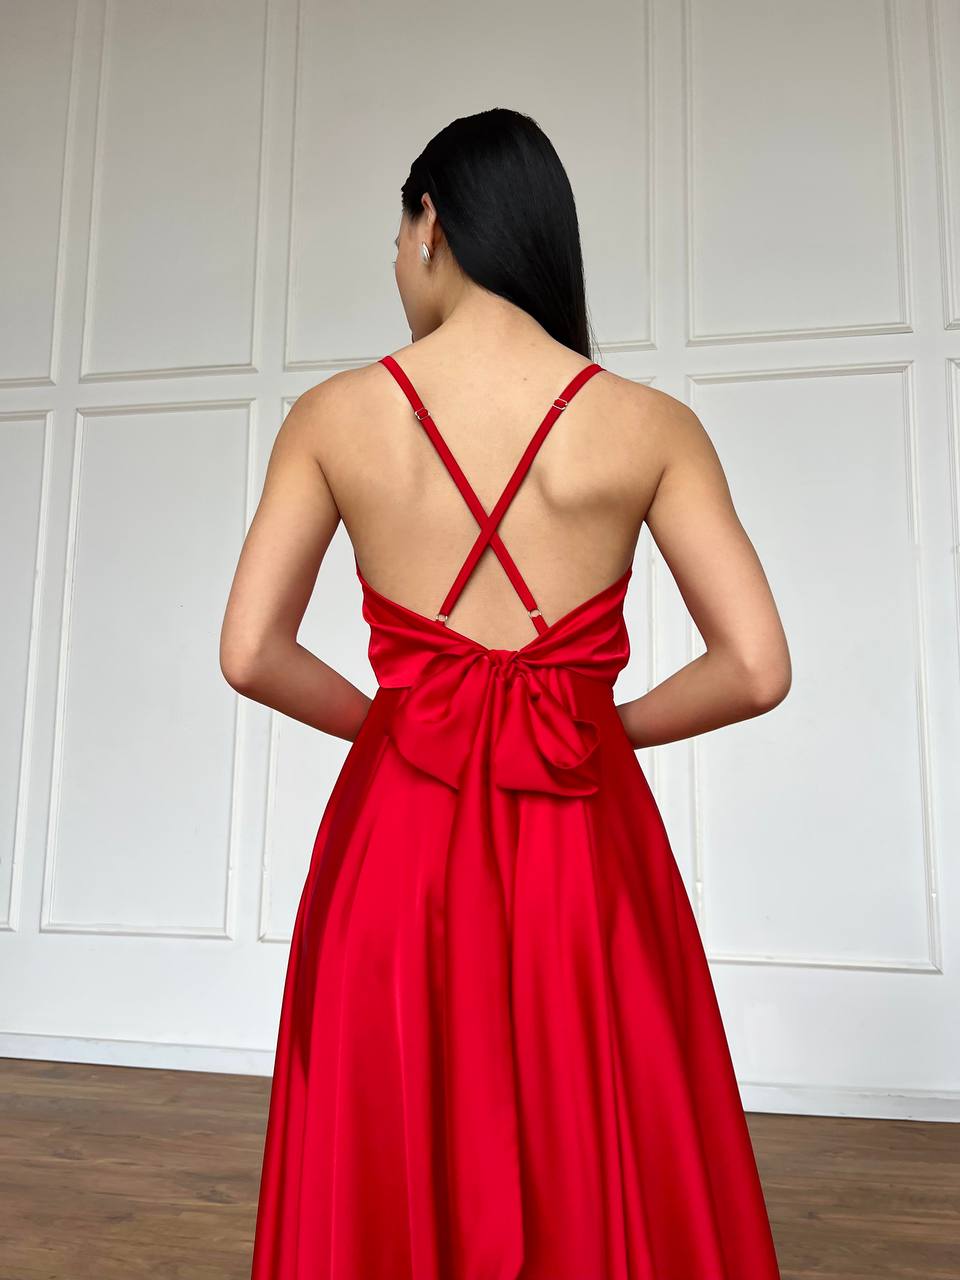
[[0, 1057, 956, 1278]]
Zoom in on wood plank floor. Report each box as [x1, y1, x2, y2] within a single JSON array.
[[0, 1057, 956, 1278]]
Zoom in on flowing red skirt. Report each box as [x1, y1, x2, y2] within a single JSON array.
[[249, 645, 781, 1278]]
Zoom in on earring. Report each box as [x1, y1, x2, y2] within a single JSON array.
[[420, 242, 431, 264]]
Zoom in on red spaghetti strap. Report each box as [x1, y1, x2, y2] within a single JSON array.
[[379, 356, 544, 625], [380, 355, 505, 528], [437, 362, 603, 623], [379, 354, 604, 632]]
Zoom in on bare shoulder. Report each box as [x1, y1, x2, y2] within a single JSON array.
[[596, 369, 706, 438], [278, 362, 387, 457], [285, 363, 375, 428], [593, 370, 719, 476]]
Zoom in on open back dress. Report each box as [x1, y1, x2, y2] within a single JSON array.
[[249, 355, 782, 1279]]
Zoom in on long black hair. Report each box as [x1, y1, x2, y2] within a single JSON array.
[[401, 108, 597, 361]]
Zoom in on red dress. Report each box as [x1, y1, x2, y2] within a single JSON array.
[[250, 356, 782, 1279]]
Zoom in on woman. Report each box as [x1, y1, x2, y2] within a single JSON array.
[[222, 108, 790, 1279]]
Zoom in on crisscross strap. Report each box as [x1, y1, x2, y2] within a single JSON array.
[[379, 354, 603, 633]]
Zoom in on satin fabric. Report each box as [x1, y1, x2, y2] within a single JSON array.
[[249, 562, 782, 1279]]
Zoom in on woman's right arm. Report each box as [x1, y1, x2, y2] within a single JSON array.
[[615, 395, 791, 750]]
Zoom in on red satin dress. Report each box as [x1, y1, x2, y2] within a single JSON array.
[[250, 356, 782, 1279]]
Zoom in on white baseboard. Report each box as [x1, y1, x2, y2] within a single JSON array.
[[740, 1080, 960, 1122], [2, 1033, 958, 1122], [0, 1031, 275, 1076]]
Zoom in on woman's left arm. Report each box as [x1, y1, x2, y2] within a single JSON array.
[[219, 377, 373, 743]]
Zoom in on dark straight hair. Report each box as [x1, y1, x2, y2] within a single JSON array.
[[400, 108, 597, 361]]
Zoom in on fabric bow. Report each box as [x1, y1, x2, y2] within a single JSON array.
[[386, 646, 600, 797]]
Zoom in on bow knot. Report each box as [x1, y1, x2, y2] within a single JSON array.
[[485, 648, 517, 670], [386, 646, 600, 797]]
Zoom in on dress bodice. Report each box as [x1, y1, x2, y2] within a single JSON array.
[[355, 353, 632, 799], [357, 562, 632, 798]]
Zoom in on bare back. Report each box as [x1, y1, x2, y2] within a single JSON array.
[[314, 341, 664, 653], [223, 329, 790, 746]]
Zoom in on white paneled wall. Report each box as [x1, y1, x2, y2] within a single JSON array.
[[0, 0, 957, 1119]]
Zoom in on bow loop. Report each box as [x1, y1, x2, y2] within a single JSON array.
[[387, 647, 600, 798]]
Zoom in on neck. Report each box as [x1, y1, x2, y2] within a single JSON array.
[[427, 278, 547, 354]]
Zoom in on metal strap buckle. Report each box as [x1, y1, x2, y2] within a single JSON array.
[[552, 397, 569, 411], [414, 406, 430, 421]]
